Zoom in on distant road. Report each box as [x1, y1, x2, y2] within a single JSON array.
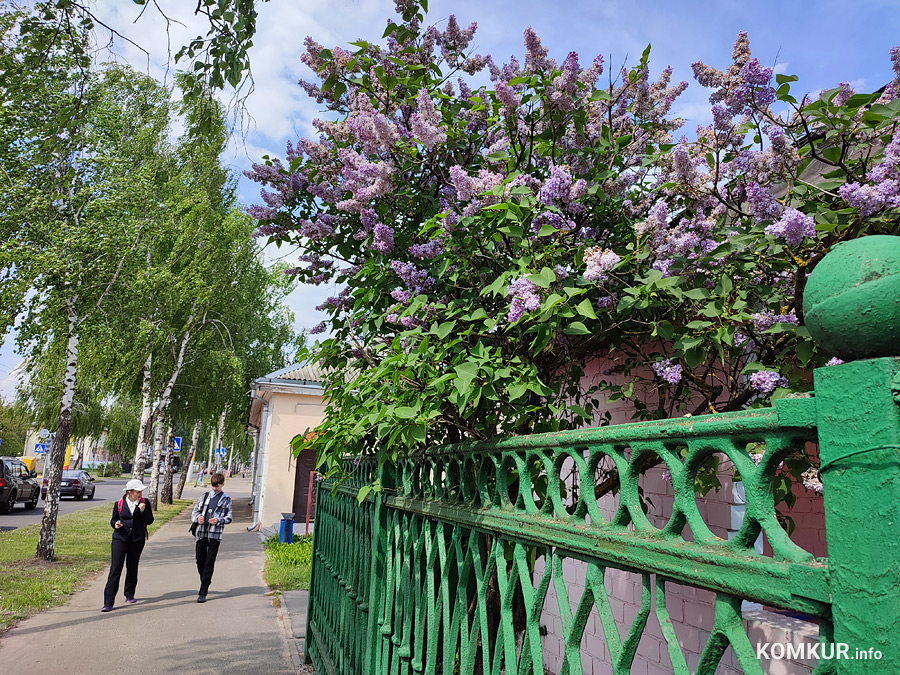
[[0, 478, 132, 531]]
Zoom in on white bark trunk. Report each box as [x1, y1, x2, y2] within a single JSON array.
[[37, 298, 79, 561], [175, 420, 201, 499], [132, 353, 153, 478], [147, 412, 165, 509], [214, 405, 228, 472]]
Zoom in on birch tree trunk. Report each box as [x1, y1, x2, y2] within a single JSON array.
[[214, 405, 227, 472], [36, 298, 79, 561], [175, 420, 201, 499], [161, 419, 175, 504], [132, 353, 153, 478], [147, 411, 165, 509]]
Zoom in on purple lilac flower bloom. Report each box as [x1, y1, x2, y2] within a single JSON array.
[[391, 260, 435, 294], [740, 58, 773, 86], [651, 258, 674, 276], [652, 359, 683, 385], [583, 247, 621, 282], [711, 104, 732, 131], [494, 80, 521, 110], [370, 223, 395, 254], [310, 322, 327, 335], [751, 311, 798, 333], [745, 182, 782, 223], [802, 467, 823, 494], [765, 208, 816, 246], [749, 370, 789, 394], [825, 357, 845, 366], [409, 237, 446, 259], [538, 165, 573, 206], [449, 165, 477, 201], [839, 182, 885, 216], [507, 277, 542, 323]]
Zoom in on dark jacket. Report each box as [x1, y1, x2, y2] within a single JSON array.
[[110, 497, 154, 542]]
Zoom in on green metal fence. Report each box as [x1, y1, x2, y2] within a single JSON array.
[[305, 236, 900, 674]]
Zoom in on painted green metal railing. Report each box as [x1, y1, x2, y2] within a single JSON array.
[[305, 235, 900, 675]]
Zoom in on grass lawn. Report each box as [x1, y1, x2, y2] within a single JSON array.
[[263, 534, 313, 591], [0, 499, 191, 633]]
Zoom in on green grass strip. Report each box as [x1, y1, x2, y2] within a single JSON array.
[[0, 499, 191, 632], [263, 534, 313, 591]]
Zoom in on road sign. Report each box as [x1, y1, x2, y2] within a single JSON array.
[[216, 447, 226, 457], [174, 436, 182, 451], [34, 443, 46, 454], [38, 428, 50, 439]]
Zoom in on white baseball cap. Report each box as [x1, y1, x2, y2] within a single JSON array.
[[124, 479, 148, 492]]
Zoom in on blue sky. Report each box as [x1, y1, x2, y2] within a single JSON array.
[[2, 0, 898, 394]]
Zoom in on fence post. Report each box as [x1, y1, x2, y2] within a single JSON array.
[[805, 235, 900, 673]]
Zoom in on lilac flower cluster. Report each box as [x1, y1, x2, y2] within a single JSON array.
[[765, 208, 816, 247], [801, 467, 823, 494], [310, 321, 327, 335], [410, 88, 447, 149], [346, 94, 399, 155], [538, 165, 573, 206], [336, 149, 394, 211], [507, 277, 541, 323], [370, 223, 395, 254], [391, 260, 435, 294], [651, 359, 683, 385], [839, 126, 900, 215], [751, 311, 798, 333], [408, 237, 446, 259], [745, 182, 782, 223], [749, 370, 789, 394], [583, 247, 621, 282], [825, 357, 844, 366]]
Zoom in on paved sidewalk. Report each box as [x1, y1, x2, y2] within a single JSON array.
[[0, 478, 299, 675]]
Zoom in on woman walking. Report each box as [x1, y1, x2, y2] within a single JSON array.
[[102, 479, 154, 611]]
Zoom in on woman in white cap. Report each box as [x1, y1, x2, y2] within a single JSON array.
[[101, 479, 154, 611]]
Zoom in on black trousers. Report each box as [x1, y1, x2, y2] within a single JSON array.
[[195, 537, 221, 596], [104, 537, 145, 606]]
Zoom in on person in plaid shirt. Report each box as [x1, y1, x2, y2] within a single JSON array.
[[191, 472, 233, 603]]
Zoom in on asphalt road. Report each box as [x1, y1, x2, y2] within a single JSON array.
[[0, 476, 176, 531]]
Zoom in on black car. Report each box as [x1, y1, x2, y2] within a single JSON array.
[[41, 469, 97, 501], [0, 457, 41, 513]]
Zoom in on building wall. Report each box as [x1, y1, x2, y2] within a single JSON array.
[[259, 390, 325, 527]]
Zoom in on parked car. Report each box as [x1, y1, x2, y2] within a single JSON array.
[[0, 457, 41, 513], [41, 469, 97, 501]]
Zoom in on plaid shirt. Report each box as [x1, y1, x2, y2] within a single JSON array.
[[191, 490, 233, 541]]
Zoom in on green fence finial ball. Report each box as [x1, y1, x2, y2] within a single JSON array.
[[803, 235, 900, 360]]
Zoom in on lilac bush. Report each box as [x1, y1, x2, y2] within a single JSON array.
[[244, 0, 900, 483]]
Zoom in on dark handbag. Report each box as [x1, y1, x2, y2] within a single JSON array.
[[189, 492, 209, 536]]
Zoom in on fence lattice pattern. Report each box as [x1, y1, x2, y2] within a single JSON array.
[[307, 400, 840, 675]]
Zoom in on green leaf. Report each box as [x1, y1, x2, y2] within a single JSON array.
[[433, 320, 456, 340], [795, 340, 815, 367], [563, 321, 591, 335], [575, 298, 597, 319], [527, 267, 557, 288], [683, 288, 709, 300]]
